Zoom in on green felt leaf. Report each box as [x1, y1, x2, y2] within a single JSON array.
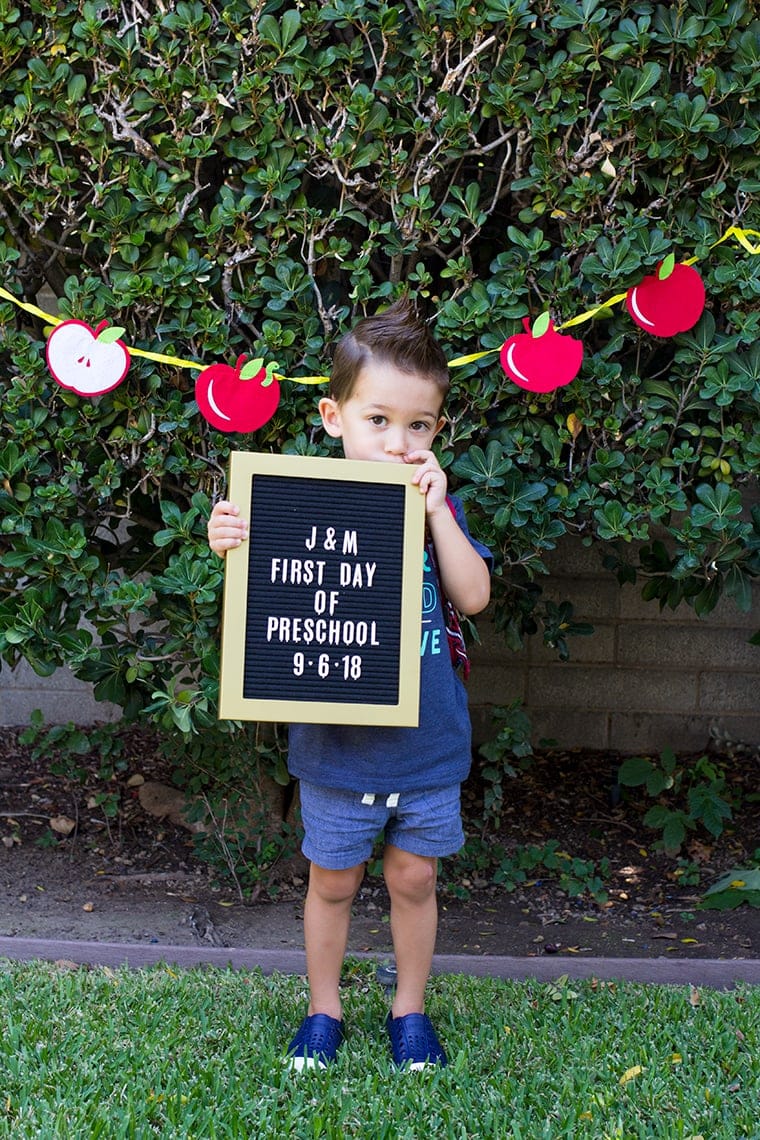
[[240, 358, 264, 379], [657, 253, 675, 280], [96, 326, 126, 343]]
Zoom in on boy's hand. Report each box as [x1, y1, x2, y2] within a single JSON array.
[[406, 449, 447, 515], [207, 500, 248, 556]]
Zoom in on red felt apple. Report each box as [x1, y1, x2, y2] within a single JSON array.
[[626, 257, 705, 337], [195, 354, 280, 432], [499, 314, 583, 393], [46, 319, 130, 397]]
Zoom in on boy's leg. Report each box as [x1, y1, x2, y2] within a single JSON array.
[[383, 845, 438, 1017], [303, 861, 365, 1020]]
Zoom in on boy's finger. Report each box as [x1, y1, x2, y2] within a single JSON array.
[[208, 512, 247, 529], [210, 529, 247, 546], [212, 500, 239, 516]]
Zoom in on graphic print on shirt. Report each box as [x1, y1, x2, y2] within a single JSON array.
[[421, 548, 442, 658]]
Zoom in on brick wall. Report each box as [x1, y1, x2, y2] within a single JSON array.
[[1, 658, 120, 728], [3, 540, 759, 754], [468, 537, 760, 754]]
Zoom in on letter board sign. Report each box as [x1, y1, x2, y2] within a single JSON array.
[[219, 452, 425, 725]]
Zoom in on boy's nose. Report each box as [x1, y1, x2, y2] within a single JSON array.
[[384, 429, 407, 456]]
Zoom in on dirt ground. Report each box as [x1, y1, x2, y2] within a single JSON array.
[[0, 727, 757, 961]]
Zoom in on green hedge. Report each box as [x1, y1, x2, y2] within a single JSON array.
[[1, 0, 759, 755]]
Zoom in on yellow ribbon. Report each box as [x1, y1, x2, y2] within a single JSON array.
[[0, 286, 205, 370], [0, 285, 59, 325], [559, 292, 629, 330], [130, 347, 204, 369], [683, 224, 760, 266], [1, 225, 758, 381], [710, 225, 760, 255], [448, 348, 498, 366], [558, 226, 760, 328], [281, 374, 331, 385]]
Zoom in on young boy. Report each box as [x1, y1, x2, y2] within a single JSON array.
[[208, 298, 492, 1071]]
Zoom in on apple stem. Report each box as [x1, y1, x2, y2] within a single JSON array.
[[261, 362, 279, 388], [235, 354, 247, 370], [94, 320, 109, 337]]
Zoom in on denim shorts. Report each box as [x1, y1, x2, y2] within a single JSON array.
[[299, 780, 464, 870]]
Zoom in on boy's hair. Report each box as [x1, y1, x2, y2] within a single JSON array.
[[329, 296, 450, 405]]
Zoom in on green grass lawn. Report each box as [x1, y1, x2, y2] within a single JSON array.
[[1, 959, 757, 1139]]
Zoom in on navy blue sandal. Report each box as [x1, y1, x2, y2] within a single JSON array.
[[286, 1014, 344, 1071], [386, 1012, 447, 1070]]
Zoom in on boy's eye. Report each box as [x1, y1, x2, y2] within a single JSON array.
[[411, 421, 431, 432], [369, 415, 386, 426]]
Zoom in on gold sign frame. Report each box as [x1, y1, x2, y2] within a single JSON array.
[[219, 452, 425, 725]]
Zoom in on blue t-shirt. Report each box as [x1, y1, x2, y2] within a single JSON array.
[[287, 495, 492, 793]]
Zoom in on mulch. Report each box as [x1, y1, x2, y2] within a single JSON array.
[[1, 727, 758, 977]]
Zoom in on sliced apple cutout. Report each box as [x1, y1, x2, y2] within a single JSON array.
[[499, 313, 583, 393], [46, 319, 130, 396], [195, 354, 281, 432], [626, 256, 705, 337]]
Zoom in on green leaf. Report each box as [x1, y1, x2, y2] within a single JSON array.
[[700, 868, 760, 910], [0, 442, 23, 478], [699, 889, 760, 911], [704, 868, 760, 896], [159, 500, 183, 527], [654, 811, 688, 854], [96, 326, 126, 343], [691, 483, 743, 528], [532, 311, 551, 337], [280, 8, 302, 49], [257, 14, 282, 48], [67, 74, 87, 103], [687, 784, 732, 837], [657, 253, 675, 280], [602, 62, 662, 109], [617, 756, 654, 787], [240, 358, 264, 380], [723, 566, 753, 612], [153, 529, 177, 548], [451, 441, 512, 487]]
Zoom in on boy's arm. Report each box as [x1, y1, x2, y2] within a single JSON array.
[[426, 503, 491, 615], [408, 449, 491, 615], [207, 500, 248, 556]]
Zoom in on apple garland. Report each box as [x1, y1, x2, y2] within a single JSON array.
[[0, 225, 757, 431], [497, 254, 707, 396], [499, 311, 584, 393], [194, 355, 281, 433], [46, 319, 131, 397], [624, 254, 706, 338]]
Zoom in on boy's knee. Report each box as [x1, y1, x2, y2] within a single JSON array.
[[384, 849, 437, 901], [308, 862, 364, 905]]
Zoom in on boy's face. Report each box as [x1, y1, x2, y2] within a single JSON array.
[[318, 360, 446, 463]]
